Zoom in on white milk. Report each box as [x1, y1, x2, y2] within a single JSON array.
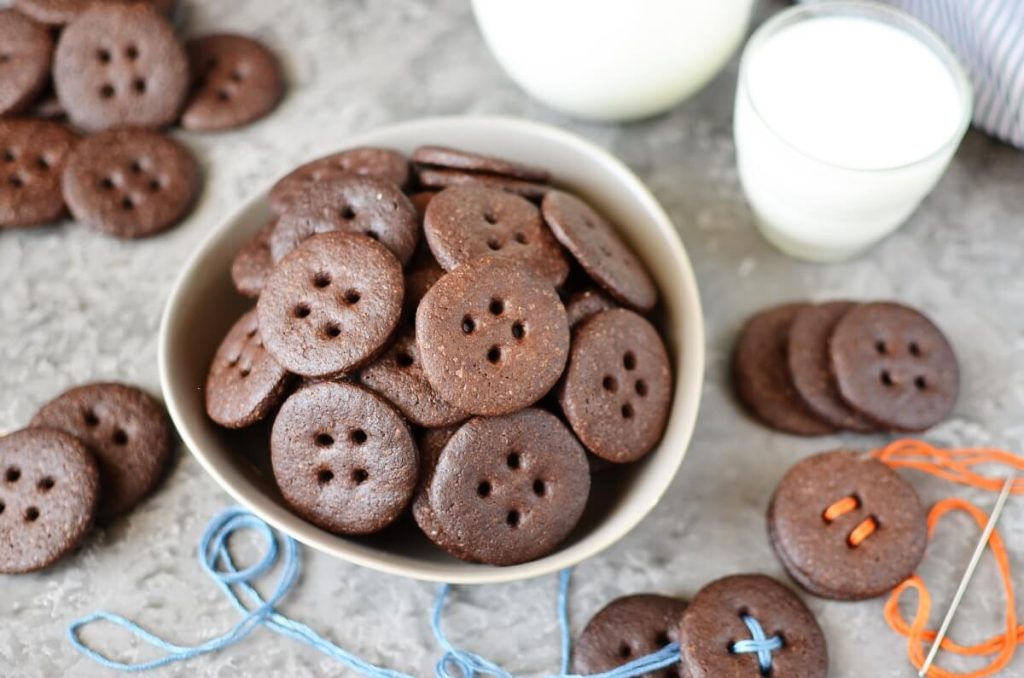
[[734, 3, 971, 261]]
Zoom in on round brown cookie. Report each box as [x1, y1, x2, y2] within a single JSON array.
[[402, 247, 444, 324], [269, 174, 419, 266], [830, 302, 959, 432], [425, 408, 590, 565], [678, 574, 827, 678], [269, 147, 409, 214], [0, 119, 77, 228], [270, 381, 417, 535], [359, 325, 469, 428], [14, 0, 176, 25], [181, 34, 283, 132], [415, 167, 550, 203], [412, 145, 550, 183], [230, 218, 276, 298], [424, 184, 569, 288], [0, 427, 99, 574], [573, 594, 690, 678], [408, 191, 436, 220], [542, 191, 657, 312], [565, 288, 617, 328], [787, 302, 876, 432], [560, 309, 672, 464], [258, 232, 403, 378], [733, 304, 837, 436], [62, 127, 199, 238], [410, 425, 458, 548], [53, 3, 188, 131], [0, 10, 53, 117], [30, 382, 171, 519], [416, 256, 570, 416], [768, 449, 927, 600], [205, 309, 293, 429]]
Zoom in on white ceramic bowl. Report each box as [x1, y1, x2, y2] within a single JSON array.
[[159, 116, 704, 584]]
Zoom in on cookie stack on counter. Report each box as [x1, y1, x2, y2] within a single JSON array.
[[205, 144, 675, 566], [733, 300, 959, 434], [0, 1, 284, 236]]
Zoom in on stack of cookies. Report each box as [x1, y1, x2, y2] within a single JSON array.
[[734, 300, 959, 434], [0, 1, 284, 236], [206, 144, 675, 566]]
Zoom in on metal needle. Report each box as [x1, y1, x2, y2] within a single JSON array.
[[918, 474, 1016, 677]]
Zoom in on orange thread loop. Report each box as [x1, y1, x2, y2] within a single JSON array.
[[823, 495, 859, 522], [847, 516, 878, 547]]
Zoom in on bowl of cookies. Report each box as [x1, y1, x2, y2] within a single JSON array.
[[159, 116, 704, 583]]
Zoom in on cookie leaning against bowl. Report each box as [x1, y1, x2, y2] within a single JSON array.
[[830, 301, 959, 432], [0, 9, 53, 117], [768, 449, 927, 600], [30, 382, 171, 519], [258, 231, 403, 378], [205, 309, 293, 429], [678, 574, 827, 678], [573, 594, 690, 678], [560, 309, 672, 464], [61, 127, 200, 238], [733, 303, 837, 436], [423, 184, 569, 288], [542, 190, 658, 313], [181, 34, 284, 132], [230, 218, 276, 298], [423, 408, 590, 565], [269, 147, 410, 214], [0, 119, 78, 229], [0, 428, 100, 574], [270, 381, 418, 535], [416, 256, 570, 416], [52, 2, 189, 131]]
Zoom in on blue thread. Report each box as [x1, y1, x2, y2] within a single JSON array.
[[67, 507, 414, 678], [731, 614, 784, 674]]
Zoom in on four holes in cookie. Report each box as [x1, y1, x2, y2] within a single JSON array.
[[5, 466, 20, 483], [24, 506, 39, 523], [486, 346, 502, 364], [38, 476, 55, 492], [350, 429, 368, 445], [316, 468, 334, 485], [351, 469, 369, 485]]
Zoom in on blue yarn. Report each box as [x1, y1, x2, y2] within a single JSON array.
[[731, 614, 784, 674]]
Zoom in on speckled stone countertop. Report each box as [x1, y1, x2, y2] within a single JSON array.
[[3, 1, 1024, 676]]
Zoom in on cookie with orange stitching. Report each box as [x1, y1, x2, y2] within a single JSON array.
[[768, 449, 927, 600], [269, 147, 409, 214]]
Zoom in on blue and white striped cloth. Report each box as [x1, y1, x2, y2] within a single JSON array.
[[877, 0, 1024, 148]]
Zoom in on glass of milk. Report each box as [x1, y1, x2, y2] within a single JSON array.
[[734, 1, 972, 262]]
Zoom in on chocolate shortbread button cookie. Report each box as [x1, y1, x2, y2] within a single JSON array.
[[53, 3, 188, 131], [269, 147, 409, 214], [0, 119, 77, 228], [410, 425, 458, 549], [426, 408, 590, 565], [412, 145, 550, 183], [0, 10, 53, 117], [787, 302, 876, 432], [542, 191, 657, 312], [768, 449, 927, 600], [573, 594, 690, 678], [830, 302, 959, 432], [733, 304, 837, 436], [14, 0, 175, 26], [402, 247, 444, 324], [269, 174, 419, 266], [181, 34, 283, 132], [408, 191, 436, 220], [230, 218, 276, 298], [424, 185, 569, 287], [415, 167, 550, 203], [416, 256, 570, 416], [31, 382, 171, 519], [270, 381, 417, 535], [560, 309, 672, 464], [62, 127, 198, 238], [0, 428, 99, 574], [258, 232, 403, 378], [679, 574, 828, 678], [205, 309, 292, 429], [565, 288, 617, 328], [359, 325, 469, 428]]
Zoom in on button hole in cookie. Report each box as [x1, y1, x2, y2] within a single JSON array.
[[323, 323, 342, 339], [317, 469, 334, 485], [635, 380, 648, 397], [97, 48, 112, 63], [623, 351, 637, 370], [477, 481, 491, 498], [506, 452, 521, 470], [505, 510, 520, 528], [915, 375, 927, 390], [617, 643, 632, 659], [344, 289, 361, 305], [293, 303, 311, 319], [2, 149, 14, 163], [486, 346, 501, 363], [148, 178, 161, 192], [83, 409, 99, 426], [351, 469, 369, 485], [230, 70, 245, 83], [217, 89, 231, 101], [37, 477, 55, 492], [121, 196, 135, 211], [483, 210, 497, 225], [511, 322, 525, 340], [621, 403, 634, 419], [880, 370, 894, 387], [36, 156, 50, 171], [315, 433, 334, 447], [350, 429, 368, 445], [312, 272, 331, 288], [8, 174, 24, 188], [396, 351, 414, 368], [532, 479, 545, 497], [340, 205, 356, 220], [100, 177, 115, 190], [0, 54, 9, 65], [602, 375, 618, 393], [112, 429, 129, 446], [488, 298, 504, 316], [487, 237, 502, 251], [5, 467, 20, 483], [100, 84, 115, 99], [24, 506, 39, 522], [0, 500, 4, 515], [238, 366, 251, 378], [125, 45, 139, 60], [909, 341, 922, 356], [132, 78, 147, 94], [514, 232, 528, 245], [363, 229, 379, 240], [130, 160, 144, 174], [875, 340, 887, 355], [462, 316, 476, 334]]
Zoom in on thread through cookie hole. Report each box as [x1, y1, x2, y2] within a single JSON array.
[[112, 429, 129, 446], [24, 506, 39, 522], [38, 476, 55, 492], [477, 481, 491, 498], [316, 469, 334, 485], [351, 469, 369, 485], [602, 375, 618, 392], [5, 467, 20, 483], [350, 429, 368, 445]]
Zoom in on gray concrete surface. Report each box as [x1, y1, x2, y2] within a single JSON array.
[[2, 1, 1024, 676]]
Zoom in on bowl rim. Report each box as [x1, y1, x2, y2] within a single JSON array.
[[158, 114, 705, 584]]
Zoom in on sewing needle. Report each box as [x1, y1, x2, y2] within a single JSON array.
[[918, 474, 1016, 677]]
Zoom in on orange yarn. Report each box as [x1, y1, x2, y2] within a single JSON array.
[[869, 439, 1024, 677]]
